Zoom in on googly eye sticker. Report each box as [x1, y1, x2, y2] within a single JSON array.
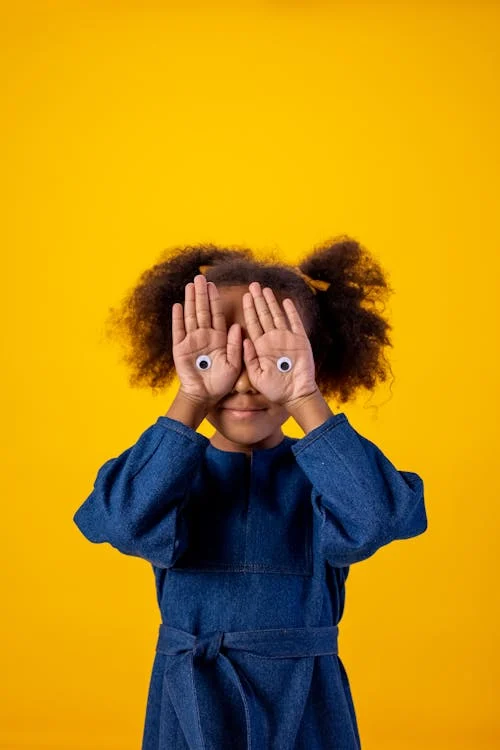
[[276, 356, 293, 372], [196, 354, 212, 371]]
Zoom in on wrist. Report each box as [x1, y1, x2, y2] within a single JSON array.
[[284, 387, 321, 411], [284, 388, 335, 434], [178, 388, 217, 409], [166, 389, 214, 430]]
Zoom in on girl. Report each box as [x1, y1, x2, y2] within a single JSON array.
[[73, 236, 428, 750]]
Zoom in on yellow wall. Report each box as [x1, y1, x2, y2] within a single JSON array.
[[3, 1, 498, 748]]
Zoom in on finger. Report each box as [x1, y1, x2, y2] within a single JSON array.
[[243, 336, 261, 378], [207, 281, 227, 333], [262, 287, 289, 331], [184, 282, 197, 333], [283, 297, 308, 336], [226, 323, 242, 370], [242, 290, 264, 340], [194, 274, 211, 329], [172, 302, 186, 346], [248, 281, 275, 333]]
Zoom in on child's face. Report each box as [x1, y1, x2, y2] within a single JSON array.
[[205, 284, 301, 453]]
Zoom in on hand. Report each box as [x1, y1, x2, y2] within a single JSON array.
[[242, 281, 319, 406], [172, 274, 243, 405]]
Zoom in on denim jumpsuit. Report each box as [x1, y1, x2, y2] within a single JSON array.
[[73, 411, 428, 750]]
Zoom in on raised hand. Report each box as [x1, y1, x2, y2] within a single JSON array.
[[172, 275, 243, 405], [242, 282, 318, 406]]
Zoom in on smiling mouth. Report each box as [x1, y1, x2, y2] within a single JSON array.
[[221, 408, 267, 417]]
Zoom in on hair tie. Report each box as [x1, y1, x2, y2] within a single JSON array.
[[291, 267, 330, 295], [198, 264, 330, 296]]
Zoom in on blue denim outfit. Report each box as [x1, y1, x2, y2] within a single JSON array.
[[73, 411, 427, 749]]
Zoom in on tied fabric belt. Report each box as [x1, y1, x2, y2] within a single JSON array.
[[155, 623, 339, 750]]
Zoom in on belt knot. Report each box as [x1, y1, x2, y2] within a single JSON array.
[[192, 630, 224, 661]]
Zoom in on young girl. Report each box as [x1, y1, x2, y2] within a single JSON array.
[[73, 236, 427, 750]]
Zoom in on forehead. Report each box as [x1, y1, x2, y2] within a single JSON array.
[[217, 285, 249, 312], [215, 286, 252, 331]]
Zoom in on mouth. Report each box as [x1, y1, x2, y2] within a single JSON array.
[[220, 407, 267, 419]]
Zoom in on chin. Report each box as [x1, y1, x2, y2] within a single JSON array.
[[207, 413, 268, 438], [211, 418, 265, 438], [206, 405, 288, 438]]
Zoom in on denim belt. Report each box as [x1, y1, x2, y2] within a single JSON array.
[[155, 622, 339, 750]]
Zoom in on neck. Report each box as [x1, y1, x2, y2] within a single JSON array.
[[209, 428, 285, 454]]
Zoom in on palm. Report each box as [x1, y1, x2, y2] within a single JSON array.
[[248, 329, 314, 403], [242, 283, 317, 405], [174, 328, 240, 399], [171, 276, 242, 403]]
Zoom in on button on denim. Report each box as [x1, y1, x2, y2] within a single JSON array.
[[73, 411, 427, 749]]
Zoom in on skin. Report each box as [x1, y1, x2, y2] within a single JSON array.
[[171, 275, 319, 455], [206, 284, 294, 454]]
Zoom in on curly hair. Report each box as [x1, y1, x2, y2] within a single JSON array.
[[103, 235, 395, 404]]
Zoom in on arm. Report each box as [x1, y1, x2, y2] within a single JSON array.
[[73, 391, 210, 568], [288, 394, 427, 568]]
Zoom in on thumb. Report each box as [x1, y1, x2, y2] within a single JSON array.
[[226, 323, 242, 368], [243, 337, 259, 375]]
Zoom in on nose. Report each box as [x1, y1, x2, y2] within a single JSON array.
[[232, 365, 258, 394]]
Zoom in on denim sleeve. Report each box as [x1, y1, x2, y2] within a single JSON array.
[[72, 416, 210, 568], [291, 412, 428, 567]]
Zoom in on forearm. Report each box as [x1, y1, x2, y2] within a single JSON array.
[[165, 389, 211, 431], [285, 388, 335, 434], [290, 411, 428, 566], [73, 411, 210, 567]]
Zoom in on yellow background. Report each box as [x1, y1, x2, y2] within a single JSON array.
[[2, 1, 498, 748]]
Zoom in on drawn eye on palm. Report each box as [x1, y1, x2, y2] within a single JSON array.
[[175, 327, 240, 386], [245, 328, 315, 399], [241, 285, 318, 404]]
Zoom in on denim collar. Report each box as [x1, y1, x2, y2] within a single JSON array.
[[206, 434, 297, 460]]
